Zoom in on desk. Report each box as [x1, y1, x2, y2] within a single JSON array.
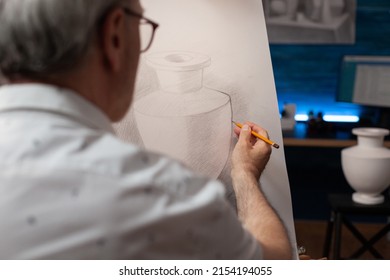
[[283, 138, 390, 148], [323, 193, 390, 259], [282, 122, 390, 148]]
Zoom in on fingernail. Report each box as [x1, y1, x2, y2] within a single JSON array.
[[242, 124, 250, 131]]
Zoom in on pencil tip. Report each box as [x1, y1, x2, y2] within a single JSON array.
[[273, 143, 280, 149]]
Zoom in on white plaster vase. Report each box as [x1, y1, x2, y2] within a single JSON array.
[[134, 51, 232, 179], [341, 128, 390, 205]]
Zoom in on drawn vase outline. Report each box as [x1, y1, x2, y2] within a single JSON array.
[[134, 51, 232, 179]]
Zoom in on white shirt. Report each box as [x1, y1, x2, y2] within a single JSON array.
[[0, 84, 262, 259]]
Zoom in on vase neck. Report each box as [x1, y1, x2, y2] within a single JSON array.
[[155, 69, 203, 94], [358, 136, 384, 148]]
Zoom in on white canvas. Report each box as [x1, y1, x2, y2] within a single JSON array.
[[114, 0, 297, 257]]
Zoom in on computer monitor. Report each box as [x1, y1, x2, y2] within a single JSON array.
[[338, 55, 390, 108]]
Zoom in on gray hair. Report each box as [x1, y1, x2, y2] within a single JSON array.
[[0, 0, 135, 78]]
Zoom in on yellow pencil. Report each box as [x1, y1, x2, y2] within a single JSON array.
[[232, 121, 280, 149]]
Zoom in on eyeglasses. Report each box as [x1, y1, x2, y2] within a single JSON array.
[[123, 8, 159, 53]]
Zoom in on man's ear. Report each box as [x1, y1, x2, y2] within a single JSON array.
[[99, 8, 127, 73]]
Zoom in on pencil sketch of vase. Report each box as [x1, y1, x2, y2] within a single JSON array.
[[134, 51, 232, 179]]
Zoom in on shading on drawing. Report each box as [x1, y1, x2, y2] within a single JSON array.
[[114, 0, 298, 257], [134, 51, 232, 179], [263, 0, 356, 44]]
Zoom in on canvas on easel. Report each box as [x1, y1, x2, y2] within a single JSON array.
[[114, 0, 298, 258]]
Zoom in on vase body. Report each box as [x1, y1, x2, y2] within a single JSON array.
[[269, 0, 299, 20], [341, 127, 390, 205], [134, 51, 232, 179], [304, 0, 347, 24]]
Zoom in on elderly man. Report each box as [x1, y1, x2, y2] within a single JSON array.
[[0, 0, 291, 259]]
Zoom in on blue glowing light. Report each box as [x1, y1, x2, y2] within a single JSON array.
[[294, 114, 360, 123]]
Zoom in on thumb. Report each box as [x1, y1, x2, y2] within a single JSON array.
[[238, 124, 252, 143]]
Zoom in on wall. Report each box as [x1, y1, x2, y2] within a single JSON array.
[[270, 0, 390, 122], [271, 1, 390, 220]]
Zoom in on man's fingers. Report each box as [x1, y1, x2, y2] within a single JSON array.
[[233, 126, 241, 137], [238, 124, 252, 143], [234, 121, 271, 147], [247, 122, 269, 139]]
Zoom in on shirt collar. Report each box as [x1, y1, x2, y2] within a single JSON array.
[[0, 83, 115, 134]]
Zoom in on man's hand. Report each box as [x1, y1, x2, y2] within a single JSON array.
[[231, 122, 272, 181], [230, 121, 292, 259]]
